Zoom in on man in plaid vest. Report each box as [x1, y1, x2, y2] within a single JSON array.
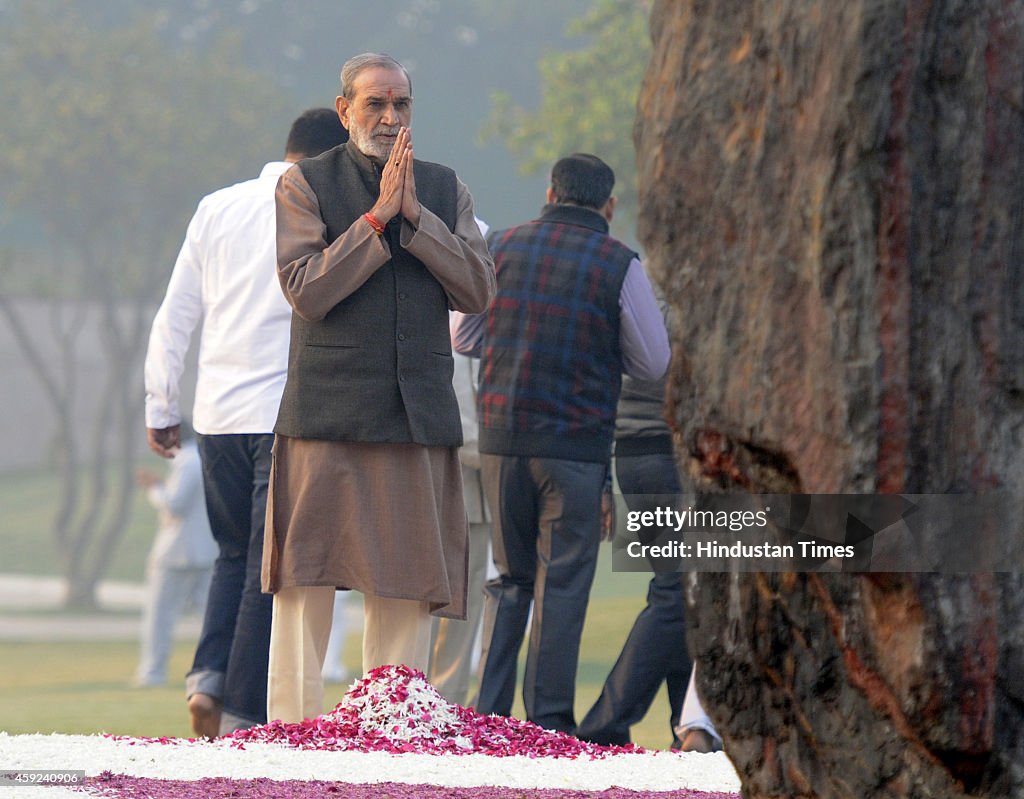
[[452, 153, 669, 733]]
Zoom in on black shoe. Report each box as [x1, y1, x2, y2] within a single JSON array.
[[573, 727, 630, 746], [188, 692, 222, 740], [680, 728, 722, 753]]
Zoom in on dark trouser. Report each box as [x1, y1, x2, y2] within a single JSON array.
[[574, 450, 692, 745], [188, 433, 274, 730], [475, 454, 605, 734]]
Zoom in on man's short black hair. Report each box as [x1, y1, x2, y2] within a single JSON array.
[[286, 108, 349, 158], [549, 153, 615, 209]]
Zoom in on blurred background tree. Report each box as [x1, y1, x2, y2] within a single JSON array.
[[482, 0, 651, 243], [0, 0, 289, 607], [49, 0, 594, 231], [0, 0, 648, 607]]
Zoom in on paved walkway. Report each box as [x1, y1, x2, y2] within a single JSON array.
[[0, 573, 165, 641], [0, 573, 364, 642]]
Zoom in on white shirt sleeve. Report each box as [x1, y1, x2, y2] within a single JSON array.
[[143, 205, 207, 429], [618, 258, 670, 381]]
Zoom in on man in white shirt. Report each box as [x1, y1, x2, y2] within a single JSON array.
[[144, 108, 348, 737]]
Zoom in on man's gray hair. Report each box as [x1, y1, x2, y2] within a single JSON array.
[[340, 53, 412, 100]]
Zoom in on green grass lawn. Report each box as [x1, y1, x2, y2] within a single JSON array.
[[0, 462, 162, 582], [0, 467, 682, 749], [0, 572, 678, 749]]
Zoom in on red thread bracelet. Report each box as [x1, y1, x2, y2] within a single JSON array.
[[363, 212, 385, 236]]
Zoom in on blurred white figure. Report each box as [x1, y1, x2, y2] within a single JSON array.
[[428, 347, 491, 705], [322, 590, 355, 684], [135, 437, 218, 687], [427, 218, 492, 706], [674, 665, 724, 753]]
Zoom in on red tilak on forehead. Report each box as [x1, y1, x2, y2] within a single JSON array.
[[387, 88, 393, 101]]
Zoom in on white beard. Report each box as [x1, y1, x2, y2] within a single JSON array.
[[350, 124, 401, 161]]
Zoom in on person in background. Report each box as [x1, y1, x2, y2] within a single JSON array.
[[134, 421, 217, 688], [574, 365, 692, 747], [428, 304, 492, 705], [263, 52, 495, 725], [675, 665, 724, 752], [144, 108, 349, 737], [321, 590, 356, 685], [453, 153, 669, 734]]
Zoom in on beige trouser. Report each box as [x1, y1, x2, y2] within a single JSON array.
[[267, 585, 432, 723]]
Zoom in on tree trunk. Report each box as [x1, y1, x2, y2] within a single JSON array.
[[0, 290, 146, 611], [635, 1, 1024, 796], [73, 299, 150, 608]]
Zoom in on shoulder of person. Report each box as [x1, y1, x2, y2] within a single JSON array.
[[196, 171, 267, 215]]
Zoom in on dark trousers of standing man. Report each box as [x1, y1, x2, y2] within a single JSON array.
[[188, 434, 274, 732], [574, 446, 692, 745], [475, 454, 605, 734]]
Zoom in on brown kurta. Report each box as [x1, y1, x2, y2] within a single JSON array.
[[261, 161, 494, 621], [263, 437, 467, 619]]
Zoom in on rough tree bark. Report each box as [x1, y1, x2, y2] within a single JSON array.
[[635, 1, 1024, 797]]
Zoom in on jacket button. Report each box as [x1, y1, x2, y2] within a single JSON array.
[[398, 333, 406, 341], [398, 292, 407, 300]]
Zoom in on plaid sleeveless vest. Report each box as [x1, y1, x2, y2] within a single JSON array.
[[478, 204, 635, 463]]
